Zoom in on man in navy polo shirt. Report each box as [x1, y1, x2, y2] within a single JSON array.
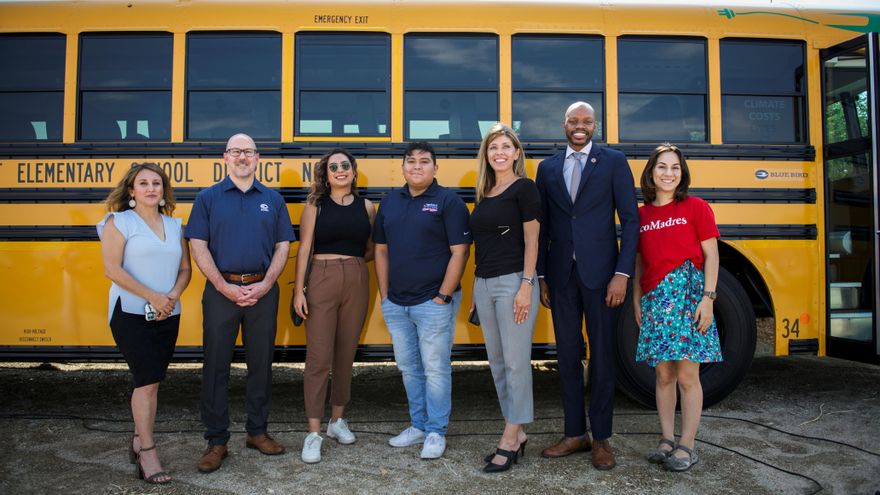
[[186, 133, 296, 473], [373, 141, 471, 459]]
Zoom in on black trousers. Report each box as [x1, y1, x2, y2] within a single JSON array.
[[200, 281, 279, 446], [549, 264, 618, 440]]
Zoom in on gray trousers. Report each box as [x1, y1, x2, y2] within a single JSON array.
[[200, 281, 279, 446], [473, 272, 538, 424]]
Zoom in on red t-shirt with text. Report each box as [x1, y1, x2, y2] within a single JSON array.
[[637, 196, 720, 295]]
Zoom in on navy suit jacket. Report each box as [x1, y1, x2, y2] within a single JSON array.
[[535, 143, 639, 290]]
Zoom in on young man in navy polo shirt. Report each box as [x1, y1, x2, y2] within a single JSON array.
[[373, 141, 471, 459], [186, 133, 296, 473]]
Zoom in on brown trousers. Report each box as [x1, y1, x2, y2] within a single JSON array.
[[303, 257, 370, 419]]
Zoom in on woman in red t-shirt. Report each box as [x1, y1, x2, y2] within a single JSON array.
[[633, 143, 723, 472]]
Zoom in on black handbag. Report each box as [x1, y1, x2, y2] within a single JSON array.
[[290, 204, 320, 326]]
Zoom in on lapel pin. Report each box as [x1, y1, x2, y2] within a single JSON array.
[[591, 157, 597, 163]]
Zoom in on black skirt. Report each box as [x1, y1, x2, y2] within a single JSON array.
[[109, 298, 180, 388]]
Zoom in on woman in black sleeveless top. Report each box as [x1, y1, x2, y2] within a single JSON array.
[[292, 148, 374, 464]]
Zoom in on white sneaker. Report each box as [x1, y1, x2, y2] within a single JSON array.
[[420, 432, 446, 459], [301, 432, 322, 464], [327, 418, 356, 445], [388, 426, 426, 447]]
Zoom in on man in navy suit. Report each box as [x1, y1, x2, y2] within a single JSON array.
[[535, 101, 638, 470]]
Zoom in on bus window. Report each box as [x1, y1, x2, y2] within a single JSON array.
[[618, 37, 707, 142], [0, 34, 65, 142], [186, 32, 281, 140], [721, 39, 806, 144], [295, 33, 390, 136], [78, 33, 172, 141], [404, 34, 498, 140], [511, 34, 604, 141]]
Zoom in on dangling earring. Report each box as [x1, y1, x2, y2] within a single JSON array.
[[128, 198, 136, 208], [159, 198, 166, 207]]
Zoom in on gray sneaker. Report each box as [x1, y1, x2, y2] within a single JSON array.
[[665, 444, 699, 472], [645, 438, 676, 464], [301, 432, 323, 464], [327, 418, 356, 445], [420, 432, 446, 459], [388, 426, 426, 447]]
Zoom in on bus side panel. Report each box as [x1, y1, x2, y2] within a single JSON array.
[[726, 240, 823, 356], [2, 242, 115, 346]]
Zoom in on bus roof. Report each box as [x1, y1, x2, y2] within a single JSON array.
[[1, 0, 877, 49]]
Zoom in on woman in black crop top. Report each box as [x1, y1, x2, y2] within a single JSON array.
[[470, 123, 540, 473], [292, 148, 374, 464]]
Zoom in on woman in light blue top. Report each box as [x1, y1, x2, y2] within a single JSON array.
[[97, 162, 191, 484]]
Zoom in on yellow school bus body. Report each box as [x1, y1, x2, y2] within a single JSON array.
[[2, 0, 878, 405]]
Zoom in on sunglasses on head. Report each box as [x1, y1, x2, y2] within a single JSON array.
[[328, 161, 352, 173]]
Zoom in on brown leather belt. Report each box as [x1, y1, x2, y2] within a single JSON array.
[[221, 272, 265, 284]]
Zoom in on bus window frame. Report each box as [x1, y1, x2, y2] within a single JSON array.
[[511, 33, 606, 143], [185, 30, 282, 141], [0, 32, 66, 143], [720, 37, 809, 145], [616, 35, 709, 143], [76, 31, 173, 142], [403, 32, 500, 141], [294, 31, 391, 138]]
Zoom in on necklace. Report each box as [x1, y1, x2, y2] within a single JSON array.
[[492, 175, 518, 193], [330, 192, 352, 205]]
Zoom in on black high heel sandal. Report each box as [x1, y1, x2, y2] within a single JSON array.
[[483, 447, 518, 473], [128, 434, 139, 464], [484, 439, 527, 463], [135, 445, 171, 484]]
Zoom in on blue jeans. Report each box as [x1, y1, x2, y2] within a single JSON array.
[[381, 291, 461, 435]]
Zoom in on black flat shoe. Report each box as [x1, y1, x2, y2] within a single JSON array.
[[484, 439, 527, 462], [483, 447, 518, 473]]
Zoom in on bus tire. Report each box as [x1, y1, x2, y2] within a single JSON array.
[[615, 267, 757, 409]]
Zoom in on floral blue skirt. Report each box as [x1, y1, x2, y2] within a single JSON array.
[[635, 260, 723, 367]]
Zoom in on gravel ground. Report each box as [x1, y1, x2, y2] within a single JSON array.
[[0, 352, 878, 495]]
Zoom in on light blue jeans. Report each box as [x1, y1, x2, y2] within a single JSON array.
[[381, 291, 461, 435]]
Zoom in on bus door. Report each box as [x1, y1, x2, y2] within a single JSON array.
[[821, 33, 880, 364]]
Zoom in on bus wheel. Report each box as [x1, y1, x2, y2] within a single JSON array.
[[615, 267, 757, 409]]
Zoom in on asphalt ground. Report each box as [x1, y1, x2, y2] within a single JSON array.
[[0, 354, 878, 495]]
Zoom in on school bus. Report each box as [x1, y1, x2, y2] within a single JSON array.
[[1, 0, 878, 407]]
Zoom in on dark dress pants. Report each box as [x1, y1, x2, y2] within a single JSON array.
[[549, 264, 617, 440], [201, 281, 279, 446]]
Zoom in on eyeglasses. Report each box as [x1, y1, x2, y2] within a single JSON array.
[[328, 161, 352, 173], [226, 148, 257, 157]]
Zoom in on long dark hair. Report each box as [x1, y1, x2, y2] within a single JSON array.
[[105, 162, 176, 215], [308, 148, 359, 205], [640, 143, 690, 205]]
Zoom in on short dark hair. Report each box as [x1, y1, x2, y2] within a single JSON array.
[[639, 143, 691, 204], [404, 141, 436, 164]]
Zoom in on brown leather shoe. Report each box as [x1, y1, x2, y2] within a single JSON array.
[[245, 434, 286, 455], [197, 445, 228, 473], [541, 435, 592, 458], [591, 439, 616, 470]]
